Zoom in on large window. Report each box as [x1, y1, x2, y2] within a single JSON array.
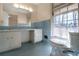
[[51, 4, 78, 48], [53, 4, 78, 32]]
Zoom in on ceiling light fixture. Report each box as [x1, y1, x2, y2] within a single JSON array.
[[29, 8, 33, 12], [14, 4, 19, 8], [13, 4, 33, 12]]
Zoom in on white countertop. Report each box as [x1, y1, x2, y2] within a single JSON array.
[[0, 29, 42, 32]]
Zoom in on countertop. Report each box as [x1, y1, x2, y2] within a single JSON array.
[[0, 29, 42, 32]]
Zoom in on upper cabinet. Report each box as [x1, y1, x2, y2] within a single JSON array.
[[31, 3, 52, 22], [8, 13, 31, 26]]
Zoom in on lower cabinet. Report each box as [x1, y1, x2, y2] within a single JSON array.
[[8, 32, 21, 50], [20, 30, 29, 43], [34, 29, 42, 43], [30, 29, 42, 43], [0, 31, 21, 53], [0, 36, 9, 52]]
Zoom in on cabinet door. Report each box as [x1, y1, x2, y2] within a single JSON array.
[[8, 32, 21, 49], [21, 30, 29, 43], [0, 33, 9, 52], [34, 30, 42, 43]]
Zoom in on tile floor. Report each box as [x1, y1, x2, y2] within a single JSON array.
[[0, 40, 52, 56]]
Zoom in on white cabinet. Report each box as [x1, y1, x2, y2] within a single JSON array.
[[0, 31, 21, 53], [20, 30, 29, 43], [34, 29, 42, 43], [0, 34, 9, 52], [30, 29, 42, 43], [8, 32, 21, 49]]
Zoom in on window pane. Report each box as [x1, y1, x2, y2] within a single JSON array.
[[75, 20, 78, 26], [63, 14, 67, 20], [71, 21, 74, 27], [59, 15, 63, 24], [54, 16, 56, 23], [62, 14, 67, 27], [68, 12, 73, 20], [54, 15, 60, 25], [74, 11, 78, 19], [68, 21, 71, 25], [63, 20, 67, 26], [75, 20, 78, 24]]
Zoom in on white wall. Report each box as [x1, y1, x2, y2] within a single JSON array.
[[31, 4, 52, 22], [18, 14, 27, 24], [0, 4, 9, 26], [2, 11, 9, 26]]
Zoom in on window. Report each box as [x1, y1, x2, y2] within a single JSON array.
[[68, 12, 73, 20], [54, 16, 60, 25], [51, 4, 78, 48], [53, 4, 78, 32], [62, 13, 67, 27], [59, 15, 63, 25]]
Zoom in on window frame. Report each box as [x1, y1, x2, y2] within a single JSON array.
[[54, 10, 78, 28]]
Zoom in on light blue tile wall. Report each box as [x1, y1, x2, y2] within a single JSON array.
[[31, 20, 51, 40]]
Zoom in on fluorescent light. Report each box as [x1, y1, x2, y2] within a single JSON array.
[[29, 8, 33, 12], [14, 4, 19, 8], [13, 4, 33, 12], [25, 7, 29, 10], [19, 5, 24, 9]]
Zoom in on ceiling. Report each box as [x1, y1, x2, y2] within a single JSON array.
[[3, 3, 52, 15], [3, 3, 32, 15], [3, 3, 64, 15]]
